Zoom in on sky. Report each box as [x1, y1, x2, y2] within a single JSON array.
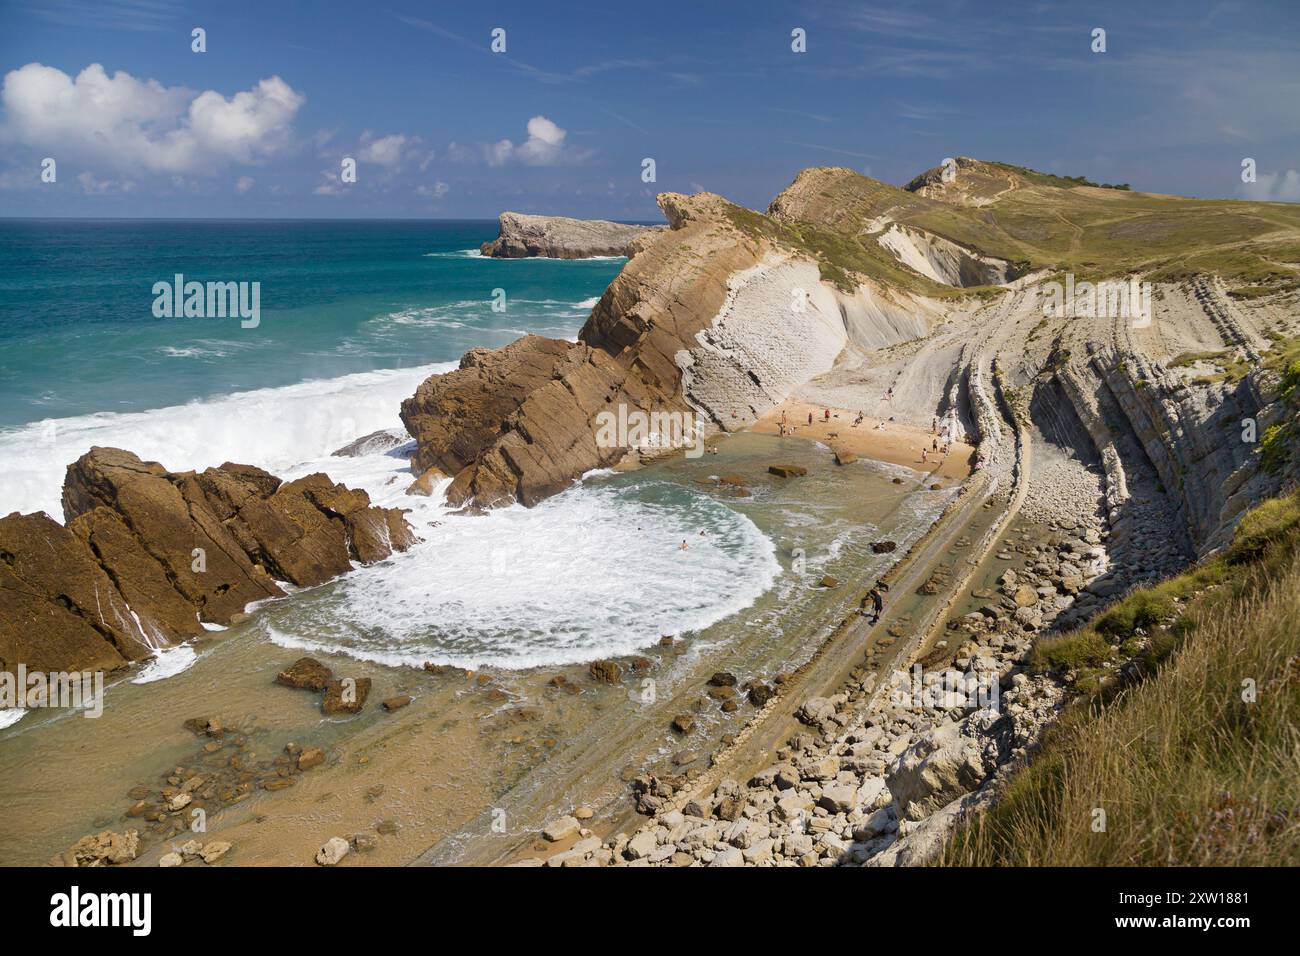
[[0, 0, 1297, 219]]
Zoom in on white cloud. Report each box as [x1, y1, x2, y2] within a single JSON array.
[[482, 115, 589, 167], [417, 180, 449, 200], [235, 175, 255, 193], [359, 132, 409, 168], [0, 62, 305, 176], [1242, 169, 1300, 203]]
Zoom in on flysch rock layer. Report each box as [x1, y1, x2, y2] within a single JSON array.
[[479, 211, 664, 259], [0, 447, 416, 676], [403, 190, 950, 508]]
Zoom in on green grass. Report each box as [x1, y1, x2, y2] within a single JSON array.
[[1169, 349, 1231, 368], [766, 161, 1300, 286], [940, 489, 1300, 866]]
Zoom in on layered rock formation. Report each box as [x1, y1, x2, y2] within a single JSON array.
[[1, 448, 415, 676], [404, 189, 948, 508], [479, 212, 663, 259]]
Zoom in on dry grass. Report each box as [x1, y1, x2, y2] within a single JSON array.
[[941, 490, 1300, 866]]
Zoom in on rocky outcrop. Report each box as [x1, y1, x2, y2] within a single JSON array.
[[479, 212, 662, 259], [402, 193, 774, 508], [0, 448, 416, 676], [404, 187, 944, 509]]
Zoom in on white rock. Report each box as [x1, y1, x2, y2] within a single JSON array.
[[315, 836, 351, 866]]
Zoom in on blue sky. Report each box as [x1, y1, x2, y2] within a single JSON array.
[[1, 0, 1297, 218]]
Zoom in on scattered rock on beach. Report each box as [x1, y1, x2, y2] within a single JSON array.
[[275, 657, 333, 692], [588, 660, 623, 683], [872, 540, 898, 553], [67, 829, 140, 867], [315, 837, 350, 866], [542, 816, 580, 842], [671, 714, 696, 734], [382, 695, 412, 711], [182, 716, 224, 737], [322, 677, 371, 715], [768, 464, 809, 478]]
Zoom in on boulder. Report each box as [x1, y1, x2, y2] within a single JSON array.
[[871, 540, 898, 554], [588, 660, 623, 683], [67, 829, 140, 866], [315, 836, 350, 866], [542, 816, 580, 842], [886, 721, 990, 821], [768, 464, 808, 478], [275, 657, 333, 692], [322, 677, 371, 715]]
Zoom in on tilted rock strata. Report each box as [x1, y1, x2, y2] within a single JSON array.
[[0, 447, 415, 676], [402, 193, 775, 507], [479, 211, 663, 259], [404, 189, 946, 509]]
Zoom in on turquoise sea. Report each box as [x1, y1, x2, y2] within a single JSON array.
[[0, 219, 621, 429]]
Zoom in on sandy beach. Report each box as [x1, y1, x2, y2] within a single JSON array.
[[752, 400, 976, 481]]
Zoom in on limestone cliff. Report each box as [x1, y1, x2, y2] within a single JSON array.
[[479, 211, 663, 259]]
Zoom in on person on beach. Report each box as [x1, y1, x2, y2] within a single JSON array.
[[867, 588, 884, 624], [808, 412, 813, 426], [932, 416, 938, 434], [824, 408, 830, 422]]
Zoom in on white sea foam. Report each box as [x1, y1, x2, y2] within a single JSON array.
[[575, 297, 600, 308], [259, 473, 781, 670], [0, 363, 454, 519], [1, 355, 786, 675], [0, 709, 26, 731], [130, 644, 198, 684]]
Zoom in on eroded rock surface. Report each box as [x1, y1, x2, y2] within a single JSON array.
[[479, 211, 662, 259], [0, 448, 416, 676]]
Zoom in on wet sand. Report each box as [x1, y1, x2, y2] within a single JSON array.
[[752, 400, 976, 481]]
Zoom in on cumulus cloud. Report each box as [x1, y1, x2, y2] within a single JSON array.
[[0, 62, 305, 176], [481, 115, 589, 166], [235, 175, 255, 193], [1242, 169, 1300, 203], [358, 132, 409, 168]]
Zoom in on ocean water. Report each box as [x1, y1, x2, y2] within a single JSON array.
[[0, 219, 803, 672]]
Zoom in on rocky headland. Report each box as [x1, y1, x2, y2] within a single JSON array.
[[479, 211, 663, 259]]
